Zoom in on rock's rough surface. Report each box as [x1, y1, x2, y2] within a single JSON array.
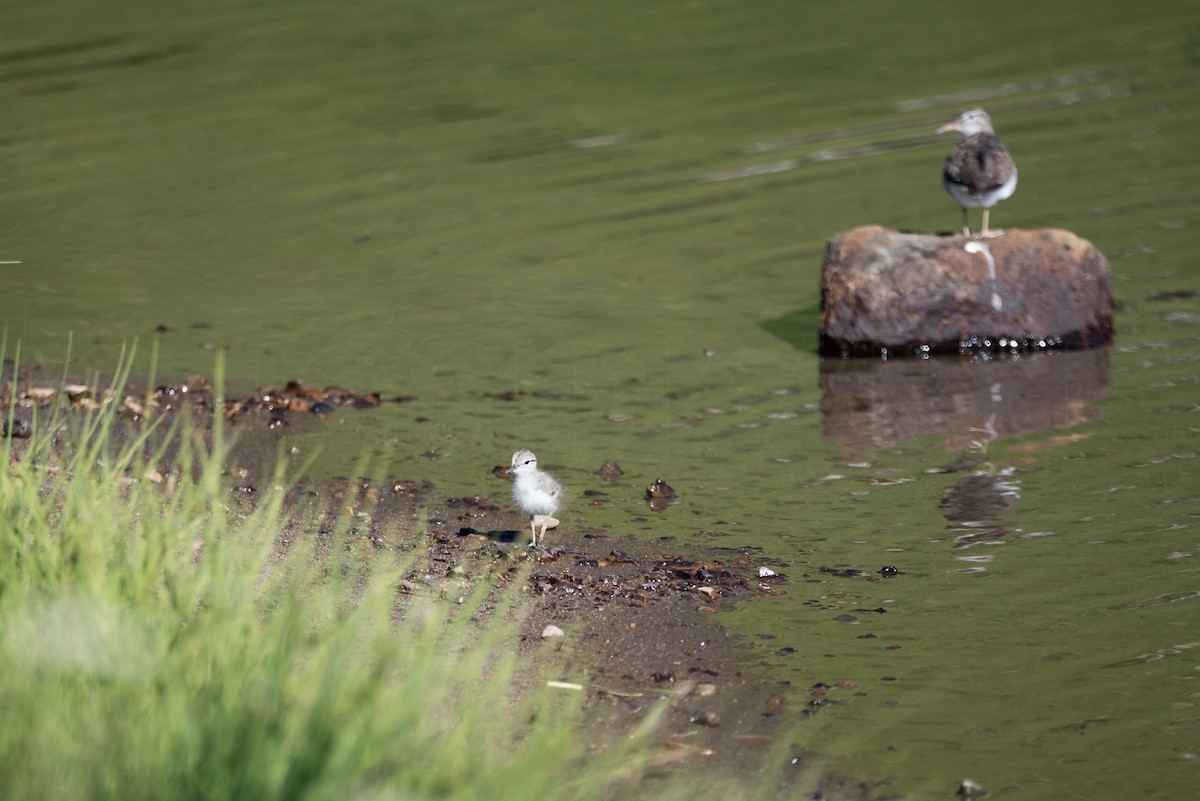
[[819, 226, 1113, 356]]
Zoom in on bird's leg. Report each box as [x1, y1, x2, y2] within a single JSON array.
[[528, 518, 538, 548], [980, 207, 991, 238], [538, 517, 549, 546], [960, 207, 971, 237]]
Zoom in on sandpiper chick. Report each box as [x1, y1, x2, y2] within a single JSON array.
[[936, 108, 1017, 238], [510, 449, 564, 548]]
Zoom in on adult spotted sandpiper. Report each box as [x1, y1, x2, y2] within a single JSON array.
[[937, 108, 1017, 238], [510, 449, 564, 547]]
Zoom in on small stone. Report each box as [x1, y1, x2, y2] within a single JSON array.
[[121, 395, 147, 416], [646, 478, 677, 511], [696, 586, 718, 600], [758, 566, 778, 577], [956, 779, 987, 798], [596, 459, 623, 482], [2, 418, 32, 439], [691, 711, 720, 727], [541, 624, 565, 638], [646, 478, 677, 499], [693, 683, 717, 698]]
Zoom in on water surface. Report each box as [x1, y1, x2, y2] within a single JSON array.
[[4, 1, 1200, 798]]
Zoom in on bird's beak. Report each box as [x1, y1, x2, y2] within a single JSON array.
[[935, 121, 959, 135]]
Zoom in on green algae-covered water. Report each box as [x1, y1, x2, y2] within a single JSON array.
[[4, 1, 1200, 797]]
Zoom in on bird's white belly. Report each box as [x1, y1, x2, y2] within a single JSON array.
[[945, 167, 1018, 208], [514, 482, 559, 515]]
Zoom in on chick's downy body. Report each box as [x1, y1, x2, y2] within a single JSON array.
[[510, 449, 564, 546]]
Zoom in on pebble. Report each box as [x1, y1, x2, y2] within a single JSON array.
[[646, 478, 677, 499], [596, 459, 624, 482], [956, 779, 987, 798], [541, 624, 565, 638]]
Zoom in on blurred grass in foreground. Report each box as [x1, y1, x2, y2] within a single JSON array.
[[0, 345, 657, 801]]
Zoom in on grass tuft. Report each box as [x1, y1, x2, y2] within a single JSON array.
[[0, 348, 657, 801]]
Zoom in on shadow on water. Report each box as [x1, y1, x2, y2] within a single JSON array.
[[759, 305, 822, 354]]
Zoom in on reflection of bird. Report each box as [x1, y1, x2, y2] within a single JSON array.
[[937, 108, 1017, 238], [510, 449, 564, 547]]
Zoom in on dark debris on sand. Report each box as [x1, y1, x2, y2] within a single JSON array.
[[2, 361, 411, 435]]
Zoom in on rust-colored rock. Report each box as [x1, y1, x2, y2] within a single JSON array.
[[819, 226, 1112, 356]]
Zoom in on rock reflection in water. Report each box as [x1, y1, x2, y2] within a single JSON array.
[[819, 347, 1110, 453]]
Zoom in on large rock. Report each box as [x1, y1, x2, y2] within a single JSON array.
[[819, 226, 1112, 356]]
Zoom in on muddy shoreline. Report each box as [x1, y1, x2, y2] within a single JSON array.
[[3, 362, 893, 800]]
